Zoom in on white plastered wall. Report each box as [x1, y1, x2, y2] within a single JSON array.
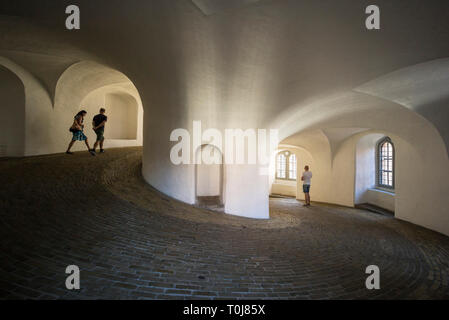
[[196, 145, 222, 198], [355, 133, 395, 212], [282, 125, 448, 236], [105, 93, 138, 140], [77, 86, 143, 151], [0, 58, 143, 157], [2, 13, 447, 231], [142, 111, 270, 219], [0, 66, 25, 157], [351, 130, 448, 234], [0, 56, 54, 156], [224, 163, 269, 219]]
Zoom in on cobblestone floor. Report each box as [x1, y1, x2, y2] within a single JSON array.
[[0, 147, 448, 300]]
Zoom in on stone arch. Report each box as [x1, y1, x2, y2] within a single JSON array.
[[275, 88, 448, 159], [269, 147, 305, 198], [0, 56, 53, 156], [349, 128, 449, 235], [54, 61, 135, 112], [79, 85, 144, 148], [280, 98, 449, 234], [355, 57, 449, 154], [53, 61, 144, 152]]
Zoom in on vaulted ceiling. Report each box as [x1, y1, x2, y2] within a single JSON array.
[[1, 0, 448, 146]]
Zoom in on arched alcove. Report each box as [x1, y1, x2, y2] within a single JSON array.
[[0, 66, 25, 157], [104, 92, 138, 140], [0, 55, 53, 156], [195, 144, 224, 209], [79, 86, 142, 147], [55, 61, 144, 152], [0, 57, 144, 156], [355, 133, 395, 213], [270, 148, 299, 198]]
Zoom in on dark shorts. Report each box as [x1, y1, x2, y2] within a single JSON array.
[[303, 184, 311, 193], [72, 130, 87, 141], [95, 129, 105, 142]]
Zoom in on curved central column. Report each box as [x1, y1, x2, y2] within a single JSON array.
[[142, 112, 270, 219]]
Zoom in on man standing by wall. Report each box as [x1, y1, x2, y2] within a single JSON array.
[[92, 108, 108, 153], [301, 165, 313, 207]]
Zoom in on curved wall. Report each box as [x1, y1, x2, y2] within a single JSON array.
[[0, 4, 448, 231], [141, 113, 271, 219], [0, 66, 25, 157], [195, 145, 223, 198]]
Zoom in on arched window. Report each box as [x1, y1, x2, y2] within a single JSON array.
[[289, 154, 297, 180], [276, 151, 297, 181], [377, 137, 394, 189], [276, 152, 287, 179]]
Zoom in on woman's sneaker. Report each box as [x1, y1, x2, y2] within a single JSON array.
[[100, 149, 105, 153], [66, 151, 74, 155], [89, 150, 96, 156]]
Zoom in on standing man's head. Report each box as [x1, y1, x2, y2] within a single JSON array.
[[99, 108, 106, 114], [304, 165, 310, 171]]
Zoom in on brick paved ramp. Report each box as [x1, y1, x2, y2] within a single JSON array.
[[0, 147, 448, 299]]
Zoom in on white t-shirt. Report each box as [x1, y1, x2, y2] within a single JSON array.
[[303, 171, 312, 185]]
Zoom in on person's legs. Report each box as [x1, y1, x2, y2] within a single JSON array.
[[98, 130, 105, 152], [84, 138, 92, 150], [84, 138, 96, 156], [305, 193, 310, 205], [303, 185, 311, 206], [93, 130, 104, 152], [302, 185, 308, 206], [66, 140, 75, 154]]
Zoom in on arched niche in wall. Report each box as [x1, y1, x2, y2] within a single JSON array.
[[270, 148, 299, 198], [0, 55, 53, 156], [80, 87, 140, 142], [195, 144, 224, 208], [355, 133, 395, 214], [104, 92, 138, 140], [269, 143, 315, 200], [56, 61, 144, 152], [0, 65, 25, 157]]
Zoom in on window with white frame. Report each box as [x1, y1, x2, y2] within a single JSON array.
[[276, 152, 286, 179], [276, 151, 297, 181], [289, 154, 297, 180], [377, 137, 394, 189]]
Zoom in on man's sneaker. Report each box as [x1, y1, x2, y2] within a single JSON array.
[[89, 150, 96, 156], [66, 151, 74, 155], [100, 149, 105, 153]]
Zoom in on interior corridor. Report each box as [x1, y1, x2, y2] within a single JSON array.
[[1, 148, 448, 300]]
